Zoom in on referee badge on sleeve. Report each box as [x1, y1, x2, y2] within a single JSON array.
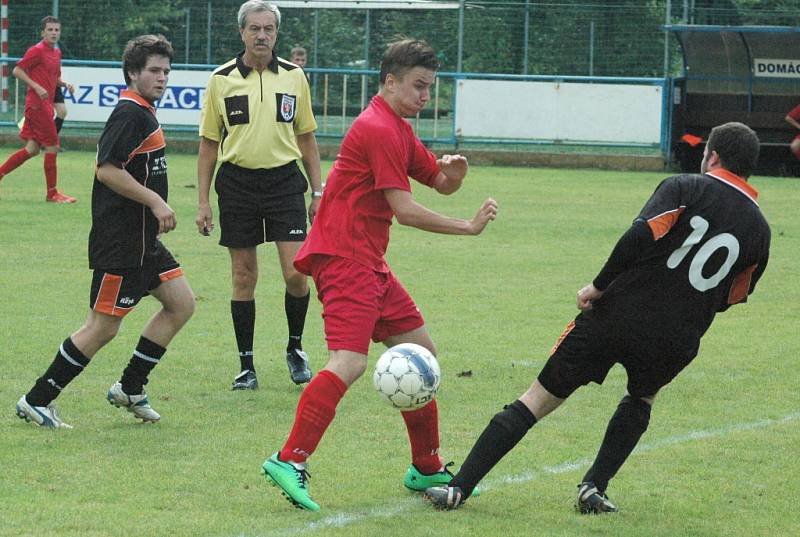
[[276, 93, 297, 123]]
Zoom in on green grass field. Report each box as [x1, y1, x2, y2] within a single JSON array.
[[0, 150, 798, 537]]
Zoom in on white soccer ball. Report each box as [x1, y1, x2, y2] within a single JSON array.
[[373, 343, 441, 410]]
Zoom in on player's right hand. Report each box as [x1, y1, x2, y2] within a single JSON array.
[[195, 204, 214, 236], [577, 283, 603, 312], [469, 197, 498, 235], [35, 86, 49, 99], [152, 201, 177, 234]]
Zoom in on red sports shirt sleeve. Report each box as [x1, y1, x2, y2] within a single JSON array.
[[365, 124, 413, 192], [407, 136, 439, 187]]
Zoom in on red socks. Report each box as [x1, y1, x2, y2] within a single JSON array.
[[0, 148, 33, 178], [44, 152, 58, 192], [277, 371, 441, 474], [279, 369, 347, 464], [401, 400, 442, 474]]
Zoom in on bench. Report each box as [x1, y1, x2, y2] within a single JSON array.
[[672, 93, 799, 176]]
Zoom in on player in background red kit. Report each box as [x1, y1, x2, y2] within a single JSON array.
[[0, 16, 76, 202], [784, 103, 800, 161]]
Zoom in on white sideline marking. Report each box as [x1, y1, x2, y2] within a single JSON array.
[[242, 411, 800, 537]]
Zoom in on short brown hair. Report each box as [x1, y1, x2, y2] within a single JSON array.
[[379, 38, 439, 85], [706, 122, 760, 178], [40, 16, 60, 30], [290, 46, 307, 58], [122, 34, 174, 85]]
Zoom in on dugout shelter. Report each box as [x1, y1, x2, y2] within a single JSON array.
[[667, 25, 800, 176]]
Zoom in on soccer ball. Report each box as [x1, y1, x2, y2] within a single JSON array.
[[373, 343, 441, 410]]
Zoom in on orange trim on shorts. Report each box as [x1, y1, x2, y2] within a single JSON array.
[[159, 267, 184, 282], [93, 273, 132, 318], [549, 320, 576, 356]]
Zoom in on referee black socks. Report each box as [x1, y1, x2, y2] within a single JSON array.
[[285, 290, 310, 352], [27, 337, 90, 406], [231, 299, 256, 372], [450, 399, 538, 497]]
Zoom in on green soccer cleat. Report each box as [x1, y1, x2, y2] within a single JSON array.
[[403, 462, 480, 496], [262, 452, 320, 512]]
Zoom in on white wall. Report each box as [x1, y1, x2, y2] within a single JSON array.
[[454, 79, 663, 145]]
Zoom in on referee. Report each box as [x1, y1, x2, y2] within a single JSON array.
[[196, 0, 322, 390]]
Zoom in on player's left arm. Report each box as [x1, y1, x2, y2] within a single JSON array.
[[577, 218, 655, 312], [384, 188, 497, 235], [57, 79, 75, 93], [295, 131, 323, 224], [432, 154, 468, 195]]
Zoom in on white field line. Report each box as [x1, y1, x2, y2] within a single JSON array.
[[239, 411, 800, 537]]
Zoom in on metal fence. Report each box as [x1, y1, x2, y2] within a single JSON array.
[[8, 1, 798, 78]]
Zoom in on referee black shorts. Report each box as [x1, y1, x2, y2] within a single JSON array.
[[54, 86, 64, 104], [215, 161, 308, 248], [537, 312, 699, 399]]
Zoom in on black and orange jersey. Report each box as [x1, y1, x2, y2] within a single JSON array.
[[89, 90, 168, 269], [589, 169, 771, 340]]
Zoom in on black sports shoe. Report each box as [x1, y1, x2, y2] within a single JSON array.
[[424, 486, 468, 510], [286, 349, 312, 385], [232, 369, 258, 390], [576, 482, 618, 514]]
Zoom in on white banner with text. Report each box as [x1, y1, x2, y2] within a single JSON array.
[[60, 66, 212, 125]]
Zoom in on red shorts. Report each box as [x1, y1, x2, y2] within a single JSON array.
[[20, 103, 58, 147], [311, 256, 425, 354]]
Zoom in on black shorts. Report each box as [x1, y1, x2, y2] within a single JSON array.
[[537, 313, 699, 399], [215, 161, 308, 248], [89, 242, 182, 318], [54, 86, 64, 104]]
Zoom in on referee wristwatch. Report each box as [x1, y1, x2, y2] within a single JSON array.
[[311, 191, 323, 199]]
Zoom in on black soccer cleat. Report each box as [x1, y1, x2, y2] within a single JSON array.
[[575, 481, 619, 514], [286, 349, 312, 385], [424, 486, 468, 510], [232, 369, 258, 391]]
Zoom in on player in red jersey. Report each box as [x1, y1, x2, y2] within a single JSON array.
[[0, 16, 76, 202], [425, 122, 771, 514], [261, 38, 498, 511], [784, 103, 800, 160]]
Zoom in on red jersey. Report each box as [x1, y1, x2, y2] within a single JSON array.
[[295, 95, 440, 273], [788, 104, 800, 121], [16, 40, 61, 112]]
